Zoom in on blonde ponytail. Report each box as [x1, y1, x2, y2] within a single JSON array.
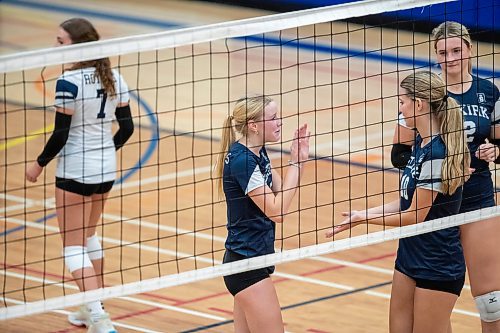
[[439, 95, 470, 194], [214, 95, 272, 198], [215, 115, 236, 196], [400, 71, 470, 195]]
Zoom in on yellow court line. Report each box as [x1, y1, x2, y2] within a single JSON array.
[[0, 124, 54, 151]]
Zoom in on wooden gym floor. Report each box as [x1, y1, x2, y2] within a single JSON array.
[[1, 0, 499, 332]]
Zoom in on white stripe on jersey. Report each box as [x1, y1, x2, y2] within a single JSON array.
[[418, 182, 443, 192], [418, 158, 444, 193], [55, 91, 74, 98], [245, 164, 266, 194]]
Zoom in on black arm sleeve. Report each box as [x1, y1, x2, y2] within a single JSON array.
[[36, 112, 72, 167], [391, 143, 412, 170], [490, 138, 500, 164], [113, 105, 134, 151]]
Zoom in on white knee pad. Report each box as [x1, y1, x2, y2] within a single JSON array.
[[475, 291, 500, 322], [86, 234, 104, 260], [63, 246, 93, 273]]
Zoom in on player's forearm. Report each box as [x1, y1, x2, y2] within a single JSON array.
[[364, 199, 400, 215], [37, 112, 72, 166], [269, 164, 304, 223], [364, 208, 425, 227], [113, 105, 134, 150]]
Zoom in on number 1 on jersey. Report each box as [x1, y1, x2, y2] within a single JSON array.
[[97, 89, 107, 118]]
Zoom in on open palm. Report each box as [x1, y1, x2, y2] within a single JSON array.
[[290, 123, 310, 163]]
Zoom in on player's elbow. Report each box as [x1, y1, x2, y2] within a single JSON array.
[[123, 120, 135, 139], [269, 215, 284, 224], [266, 208, 284, 223], [391, 143, 412, 169]]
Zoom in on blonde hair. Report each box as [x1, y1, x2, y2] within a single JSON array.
[[431, 21, 473, 74], [400, 71, 470, 195], [214, 95, 273, 196]]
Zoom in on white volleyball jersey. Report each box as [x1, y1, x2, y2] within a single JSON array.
[[54, 67, 130, 183]]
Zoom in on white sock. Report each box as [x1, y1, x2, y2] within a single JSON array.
[[86, 300, 105, 321]]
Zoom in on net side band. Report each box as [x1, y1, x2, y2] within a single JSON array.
[[0, 0, 455, 73], [1, 205, 497, 321]]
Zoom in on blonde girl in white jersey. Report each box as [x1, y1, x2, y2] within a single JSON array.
[[26, 18, 134, 333]]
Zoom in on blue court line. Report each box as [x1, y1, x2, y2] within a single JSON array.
[[243, 34, 500, 79], [180, 280, 392, 332], [4, 0, 500, 79], [1, 91, 159, 237]]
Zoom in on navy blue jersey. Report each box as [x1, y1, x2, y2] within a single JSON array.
[[396, 135, 465, 280], [449, 76, 499, 212], [223, 142, 275, 257]]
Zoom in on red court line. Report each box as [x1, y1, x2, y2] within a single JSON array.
[[172, 290, 228, 306], [172, 251, 396, 307], [208, 307, 233, 315], [2, 263, 71, 281], [137, 292, 180, 304], [112, 306, 160, 322], [302, 252, 395, 277], [0, 262, 181, 303], [4, 251, 395, 332]]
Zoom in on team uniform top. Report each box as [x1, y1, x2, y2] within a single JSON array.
[[399, 76, 500, 212], [54, 67, 130, 184], [448, 76, 499, 212], [223, 142, 275, 257], [396, 134, 465, 281]]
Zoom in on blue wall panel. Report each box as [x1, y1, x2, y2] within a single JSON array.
[[239, 0, 500, 32]]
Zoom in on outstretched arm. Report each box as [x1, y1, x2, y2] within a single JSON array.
[[326, 187, 436, 237]]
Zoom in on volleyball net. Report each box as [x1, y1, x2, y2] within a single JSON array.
[[1, 0, 499, 321]]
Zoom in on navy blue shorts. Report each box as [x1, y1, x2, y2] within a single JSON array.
[[223, 250, 275, 296], [395, 266, 465, 296], [56, 177, 114, 196]]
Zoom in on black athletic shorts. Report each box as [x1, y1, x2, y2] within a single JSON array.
[[56, 177, 114, 196], [395, 266, 465, 296], [223, 250, 275, 296]]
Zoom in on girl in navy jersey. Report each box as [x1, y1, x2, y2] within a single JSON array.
[[391, 21, 500, 332], [26, 18, 134, 333], [214, 96, 309, 333], [328, 71, 471, 333]]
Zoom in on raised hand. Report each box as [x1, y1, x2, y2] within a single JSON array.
[[290, 123, 310, 164]]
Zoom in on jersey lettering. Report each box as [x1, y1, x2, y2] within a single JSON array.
[[461, 104, 489, 119], [84, 73, 100, 85]]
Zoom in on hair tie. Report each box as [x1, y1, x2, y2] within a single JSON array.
[[442, 94, 449, 102]]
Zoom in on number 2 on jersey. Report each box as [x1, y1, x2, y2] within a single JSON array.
[[97, 89, 107, 118], [464, 120, 476, 143]]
